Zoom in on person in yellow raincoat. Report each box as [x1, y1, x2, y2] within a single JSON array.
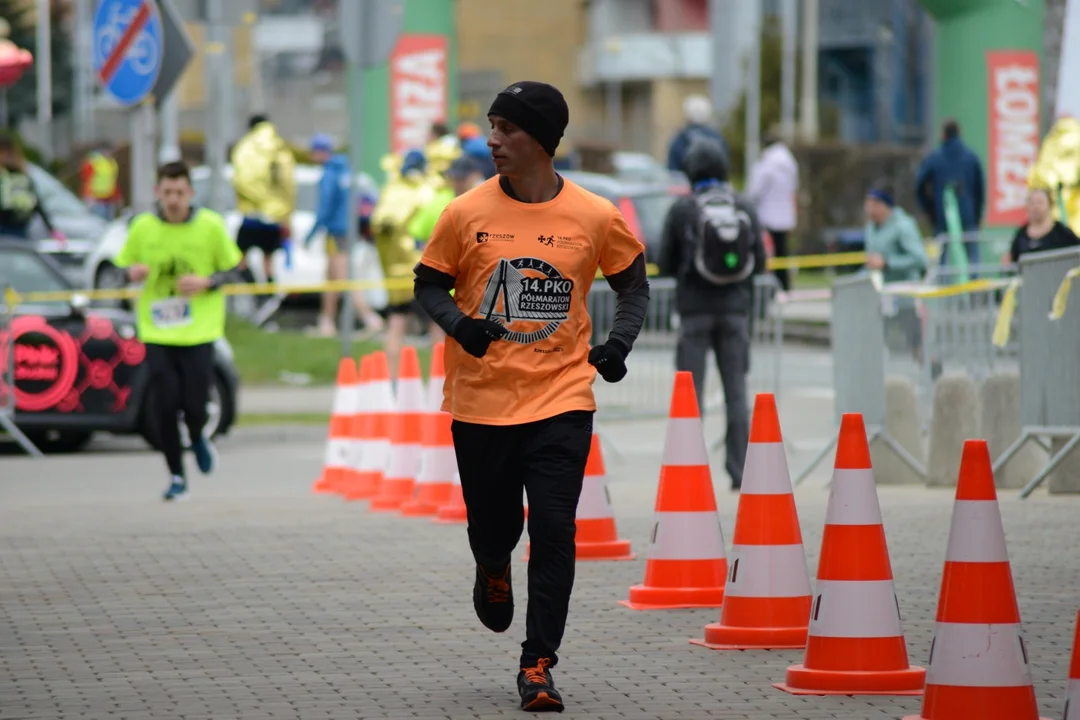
[[1028, 115, 1080, 235], [230, 114, 297, 286], [371, 148, 439, 377]]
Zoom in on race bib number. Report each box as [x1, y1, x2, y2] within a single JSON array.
[[151, 297, 193, 328]]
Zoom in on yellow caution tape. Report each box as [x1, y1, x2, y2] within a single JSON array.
[[880, 278, 1012, 300], [1049, 266, 1080, 320], [992, 278, 1022, 348], [7, 264, 662, 306], [767, 251, 868, 271]]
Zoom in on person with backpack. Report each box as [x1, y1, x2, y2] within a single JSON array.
[[0, 134, 64, 242], [658, 137, 765, 492]]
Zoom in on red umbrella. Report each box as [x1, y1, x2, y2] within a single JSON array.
[[0, 39, 33, 88]]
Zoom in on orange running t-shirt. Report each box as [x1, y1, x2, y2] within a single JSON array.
[[419, 176, 645, 425]]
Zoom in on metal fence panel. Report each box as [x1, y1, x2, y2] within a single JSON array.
[[830, 275, 886, 426], [1018, 247, 1080, 428], [586, 275, 781, 421]]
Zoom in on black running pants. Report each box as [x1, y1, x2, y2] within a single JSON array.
[[144, 342, 215, 477], [452, 409, 594, 669]]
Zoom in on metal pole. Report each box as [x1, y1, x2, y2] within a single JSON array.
[[205, 0, 228, 214], [708, 0, 737, 125], [606, 81, 622, 148], [744, 0, 762, 171], [73, 0, 95, 144], [339, 0, 367, 358], [159, 91, 180, 163], [35, 0, 52, 157], [780, 0, 798, 142], [799, 0, 820, 142], [131, 100, 156, 213]]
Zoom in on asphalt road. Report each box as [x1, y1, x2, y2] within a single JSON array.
[[2, 410, 1077, 719]]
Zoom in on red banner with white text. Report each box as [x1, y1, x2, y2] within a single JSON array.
[[986, 50, 1040, 227], [389, 35, 449, 157]]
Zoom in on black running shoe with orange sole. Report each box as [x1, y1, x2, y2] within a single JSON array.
[[518, 658, 563, 712], [473, 562, 513, 632]]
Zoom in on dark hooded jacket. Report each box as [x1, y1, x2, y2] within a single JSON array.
[[914, 137, 985, 234], [658, 138, 766, 316]]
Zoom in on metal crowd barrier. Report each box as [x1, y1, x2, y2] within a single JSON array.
[[587, 275, 782, 422], [793, 275, 926, 485], [879, 275, 1018, 423], [0, 285, 44, 456], [991, 246, 1080, 498]]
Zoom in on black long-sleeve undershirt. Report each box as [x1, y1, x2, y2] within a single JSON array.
[[413, 252, 650, 354]]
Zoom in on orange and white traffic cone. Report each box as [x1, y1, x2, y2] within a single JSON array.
[[433, 471, 467, 524], [1065, 610, 1080, 720], [525, 433, 633, 561], [344, 351, 393, 502], [401, 343, 455, 517], [776, 412, 925, 696], [620, 371, 727, 610], [903, 440, 1050, 719], [311, 357, 359, 494], [369, 346, 425, 512], [691, 392, 812, 650], [334, 354, 371, 499]]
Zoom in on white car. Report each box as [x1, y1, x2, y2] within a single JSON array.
[[85, 163, 388, 311]]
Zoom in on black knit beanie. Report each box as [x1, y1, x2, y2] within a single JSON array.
[[487, 81, 569, 157]]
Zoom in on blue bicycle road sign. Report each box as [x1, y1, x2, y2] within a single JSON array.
[[93, 0, 164, 106]]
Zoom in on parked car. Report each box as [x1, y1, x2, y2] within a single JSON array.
[[25, 163, 110, 285], [0, 240, 239, 453], [561, 170, 682, 268], [84, 163, 387, 310], [611, 151, 690, 193]]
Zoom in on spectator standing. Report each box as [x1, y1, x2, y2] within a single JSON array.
[[79, 141, 123, 221], [862, 182, 930, 361], [231, 114, 297, 288], [303, 133, 385, 338], [658, 138, 765, 492], [0, 134, 63, 242], [666, 94, 730, 176], [746, 127, 799, 293], [1003, 187, 1080, 265], [915, 119, 985, 266]]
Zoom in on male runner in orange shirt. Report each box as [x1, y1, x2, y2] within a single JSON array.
[[414, 81, 650, 713]]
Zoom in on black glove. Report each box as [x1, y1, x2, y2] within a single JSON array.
[[588, 340, 629, 383], [453, 317, 508, 358]]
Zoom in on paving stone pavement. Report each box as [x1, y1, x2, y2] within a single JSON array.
[[1, 414, 1079, 720]]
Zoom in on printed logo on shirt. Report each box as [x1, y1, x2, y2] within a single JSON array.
[[479, 257, 574, 345], [476, 231, 514, 244], [537, 233, 583, 251]]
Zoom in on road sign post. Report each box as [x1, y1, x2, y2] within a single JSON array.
[[93, 0, 164, 215], [338, 0, 404, 359]]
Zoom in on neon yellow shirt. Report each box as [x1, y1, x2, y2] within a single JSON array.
[[114, 208, 243, 346], [407, 187, 455, 246]]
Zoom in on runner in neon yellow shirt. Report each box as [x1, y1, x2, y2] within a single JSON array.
[[113, 161, 244, 501], [409, 156, 484, 301]]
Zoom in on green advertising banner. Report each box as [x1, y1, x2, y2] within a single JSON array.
[[359, 0, 457, 182], [920, 0, 1044, 231]]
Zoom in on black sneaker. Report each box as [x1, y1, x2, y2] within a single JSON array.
[[517, 658, 563, 713], [472, 562, 513, 632]]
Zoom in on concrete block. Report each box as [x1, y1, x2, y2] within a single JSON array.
[[1048, 436, 1080, 494], [979, 372, 1048, 489], [927, 373, 980, 487], [871, 376, 925, 485]]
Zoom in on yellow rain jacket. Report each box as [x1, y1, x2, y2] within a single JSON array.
[[1029, 116, 1080, 234], [371, 155, 436, 306], [230, 121, 297, 225]]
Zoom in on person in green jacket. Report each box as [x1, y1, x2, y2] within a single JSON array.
[[407, 155, 484, 247], [863, 182, 932, 363], [863, 183, 930, 284]]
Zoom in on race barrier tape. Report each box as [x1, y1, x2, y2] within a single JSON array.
[[1049, 266, 1080, 320], [6, 264, 664, 306]]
